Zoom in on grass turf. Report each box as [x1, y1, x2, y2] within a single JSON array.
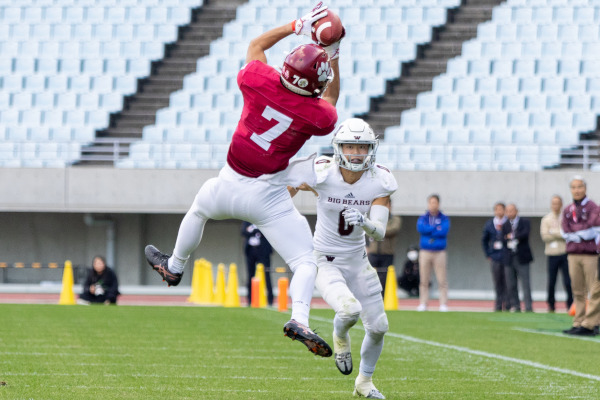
[[0, 304, 598, 399]]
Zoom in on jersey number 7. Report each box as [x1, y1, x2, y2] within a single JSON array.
[[250, 106, 293, 151]]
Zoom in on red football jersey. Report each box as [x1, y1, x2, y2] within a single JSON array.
[[227, 60, 338, 177]]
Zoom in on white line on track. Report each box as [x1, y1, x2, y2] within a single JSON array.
[[308, 315, 600, 382], [513, 327, 600, 343]]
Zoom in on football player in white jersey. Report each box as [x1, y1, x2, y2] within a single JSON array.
[[289, 118, 397, 399]]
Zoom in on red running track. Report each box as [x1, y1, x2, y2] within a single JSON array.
[[0, 293, 569, 313]]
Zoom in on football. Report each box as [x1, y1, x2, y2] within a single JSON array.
[[311, 10, 344, 46]]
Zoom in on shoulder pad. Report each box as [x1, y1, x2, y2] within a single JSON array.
[[314, 156, 334, 184], [372, 163, 398, 194]]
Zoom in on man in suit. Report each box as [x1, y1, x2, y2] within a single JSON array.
[[503, 204, 534, 312], [482, 202, 509, 312]]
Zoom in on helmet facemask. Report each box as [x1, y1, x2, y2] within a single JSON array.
[[332, 118, 379, 172]]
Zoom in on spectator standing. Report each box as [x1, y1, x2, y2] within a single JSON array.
[[416, 194, 450, 312], [241, 222, 274, 306], [366, 199, 402, 293], [540, 195, 573, 313], [561, 176, 600, 336], [482, 202, 509, 312], [502, 204, 534, 312], [78, 256, 119, 305]]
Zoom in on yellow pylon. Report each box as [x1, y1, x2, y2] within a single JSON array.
[[199, 259, 214, 304], [187, 259, 203, 304], [224, 263, 241, 307], [383, 266, 398, 311], [58, 260, 76, 305], [255, 263, 267, 308], [213, 263, 226, 305]]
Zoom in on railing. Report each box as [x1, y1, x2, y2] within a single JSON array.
[[558, 140, 600, 171], [77, 138, 139, 164], [0, 262, 86, 284]]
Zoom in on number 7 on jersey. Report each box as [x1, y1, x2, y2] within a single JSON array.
[[250, 106, 293, 151]]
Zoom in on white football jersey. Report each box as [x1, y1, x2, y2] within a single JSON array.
[[312, 156, 398, 254]]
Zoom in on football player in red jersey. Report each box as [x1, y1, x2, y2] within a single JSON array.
[[145, 2, 342, 357]]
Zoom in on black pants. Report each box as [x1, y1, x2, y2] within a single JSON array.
[[79, 292, 117, 304], [368, 254, 394, 294], [547, 254, 573, 310], [491, 260, 508, 311], [245, 250, 273, 306], [506, 257, 532, 311]]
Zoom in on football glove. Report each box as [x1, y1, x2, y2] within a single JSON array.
[[343, 208, 365, 227], [294, 2, 328, 37], [322, 27, 345, 60]]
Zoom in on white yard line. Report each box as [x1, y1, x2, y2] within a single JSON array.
[[512, 327, 600, 343], [308, 315, 600, 382]]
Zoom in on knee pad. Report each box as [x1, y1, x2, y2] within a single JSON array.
[[288, 252, 316, 274], [337, 297, 362, 323], [364, 311, 389, 338]]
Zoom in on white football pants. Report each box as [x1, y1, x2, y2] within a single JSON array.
[[315, 250, 389, 377], [172, 164, 316, 326]]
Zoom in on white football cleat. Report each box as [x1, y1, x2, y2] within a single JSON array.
[[439, 304, 449, 312], [333, 331, 352, 375], [353, 375, 385, 399], [417, 303, 427, 312]]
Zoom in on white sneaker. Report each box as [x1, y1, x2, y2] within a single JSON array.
[[439, 304, 449, 312], [354, 375, 385, 399], [417, 303, 427, 312], [76, 298, 90, 306], [333, 331, 352, 375]]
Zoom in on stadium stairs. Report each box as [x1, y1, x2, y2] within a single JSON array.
[[76, 0, 247, 166], [358, 0, 505, 137]]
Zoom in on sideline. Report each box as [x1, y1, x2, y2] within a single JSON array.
[[307, 314, 600, 382]]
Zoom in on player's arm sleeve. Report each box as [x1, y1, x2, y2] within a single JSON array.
[[363, 204, 390, 241]]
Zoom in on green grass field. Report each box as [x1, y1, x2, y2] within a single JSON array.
[[0, 304, 598, 400]]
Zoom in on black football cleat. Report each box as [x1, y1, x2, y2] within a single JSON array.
[[144, 245, 182, 287], [283, 319, 332, 357]]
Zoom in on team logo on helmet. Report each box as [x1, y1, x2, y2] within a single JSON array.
[[317, 62, 331, 82], [280, 44, 332, 97]]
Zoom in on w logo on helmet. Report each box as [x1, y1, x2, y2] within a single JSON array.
[[325, 256, 335, 262], [354, 136, 361, 139]]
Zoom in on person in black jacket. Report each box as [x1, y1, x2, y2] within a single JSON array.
[[78, 256, 119, 305], [482, 202, 509, 311], [241, 222, 274, 306], [503, 204, 534, 312], [398, 245, 420, 297]]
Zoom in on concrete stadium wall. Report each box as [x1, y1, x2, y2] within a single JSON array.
[[0, 167, 596, 299], [0, 211, 557, 297], [1, 167, 598, 216]]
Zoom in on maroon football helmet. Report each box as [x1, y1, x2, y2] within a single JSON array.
[[280, 44, 332, 97]]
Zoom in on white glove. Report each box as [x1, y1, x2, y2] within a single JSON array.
[[343, 208, 365, 227], [577, 228, 598, 241], [294, 2, 328, 37], [564, 233, 581, 243], [322, 26, 345, 60]]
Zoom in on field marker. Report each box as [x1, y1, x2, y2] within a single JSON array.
[[513, 327, 600, 343], [308, 315, 600, 382]]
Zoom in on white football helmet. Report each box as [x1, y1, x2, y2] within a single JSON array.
[[332, 118, 379, 172]]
